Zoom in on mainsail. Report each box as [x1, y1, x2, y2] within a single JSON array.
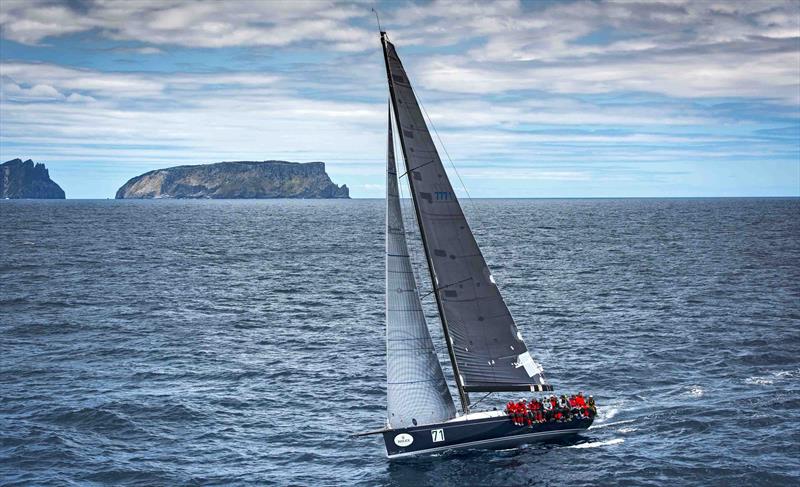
[[381, 33, 551, 408], [386, 107, 456, 428]]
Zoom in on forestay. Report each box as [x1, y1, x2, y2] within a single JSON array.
[[385, 108, 457, 428], [381, 34, 552, 395]]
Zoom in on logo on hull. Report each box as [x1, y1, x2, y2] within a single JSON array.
[[393, 433, 414, 447]]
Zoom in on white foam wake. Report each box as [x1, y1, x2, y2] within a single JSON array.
[[589, 419, 636, 430], [603, 407, 619, 420], [569, 438, 624, 449]]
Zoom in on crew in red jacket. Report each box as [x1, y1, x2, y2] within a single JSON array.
[[529, 399, 543, 423], [505, 400, 519, 425], [576, 392, 588, 417]]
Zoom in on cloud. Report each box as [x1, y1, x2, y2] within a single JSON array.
[[416, 46, 799, 102], [0, 0, 373, 51], [2, 80, 64, 100], [2, 1, 797, 102], [461, 169, 591, 181], [0, 1, 96, 44], [383, 0, 800, 102], [0, 61, 386, 177]]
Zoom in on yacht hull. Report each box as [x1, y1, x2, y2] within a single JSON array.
[[382, 415, 593, 458]]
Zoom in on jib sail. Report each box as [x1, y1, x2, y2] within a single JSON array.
[[385, 106, 457, 428]]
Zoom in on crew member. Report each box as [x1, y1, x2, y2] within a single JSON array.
[[587, 395, 596, 418]]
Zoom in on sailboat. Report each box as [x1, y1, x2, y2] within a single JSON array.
[[357, 32, 593, 458]]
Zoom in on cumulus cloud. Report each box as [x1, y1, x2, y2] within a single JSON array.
[[2, 80, 64, 100], [384, 0, 800, 102], [0, 0, 373, 51], [1, 0, 797, 101]]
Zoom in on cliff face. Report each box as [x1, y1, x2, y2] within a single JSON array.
[[115, 160, 349, 199], [1, 159, 66, 199]]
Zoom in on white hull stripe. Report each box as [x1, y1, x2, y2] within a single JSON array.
[[386, 427, 586, 458]]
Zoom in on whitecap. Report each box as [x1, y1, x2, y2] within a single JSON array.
[[744, 376, 774, 386], [689, 386, 704, 397], [602, 407, 619, 420], [744, 369, 800, 386], [774, 369, 800, 379], [589, 419, 636, 430], [569, 438, 624, 449]]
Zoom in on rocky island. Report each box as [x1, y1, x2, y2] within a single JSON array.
[[1, 158, 66, 199], [115, 160, 349, 199]]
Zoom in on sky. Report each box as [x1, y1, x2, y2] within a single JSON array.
[[0, 0, 798, 198]]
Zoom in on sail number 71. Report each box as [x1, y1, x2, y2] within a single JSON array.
[[431, 428, 445, 442]]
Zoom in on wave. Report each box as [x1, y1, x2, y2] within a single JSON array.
[[42, 407, 136, 433], [744, 368, 800, 386]]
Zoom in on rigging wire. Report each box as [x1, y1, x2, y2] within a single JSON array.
[[469, 392, 493, 409]]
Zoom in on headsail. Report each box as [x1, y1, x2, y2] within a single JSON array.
[[381, 33, 552, 402], [386, 106, 456, 428]]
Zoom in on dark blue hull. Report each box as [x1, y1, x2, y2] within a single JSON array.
[[382, 415, 593, 458]]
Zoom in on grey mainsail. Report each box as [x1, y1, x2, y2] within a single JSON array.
[[381, 34, 551, 405], [386, 107, 456, 428]]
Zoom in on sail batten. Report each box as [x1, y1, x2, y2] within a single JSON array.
[[381, 34, 551, 400], [385, 104, 457, 428]]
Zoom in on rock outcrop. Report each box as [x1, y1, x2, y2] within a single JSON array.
[[1, 159, 66, 199], [115, 160, 349, 199]]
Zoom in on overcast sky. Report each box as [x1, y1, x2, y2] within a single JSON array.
[[1, 0, 798, 198]]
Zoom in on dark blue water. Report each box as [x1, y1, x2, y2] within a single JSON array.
[[2, 198, 799, 486]]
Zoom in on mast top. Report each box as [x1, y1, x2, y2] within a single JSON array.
[[372, 7, 384, 36]]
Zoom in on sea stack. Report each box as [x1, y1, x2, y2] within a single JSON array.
[[1, 159, 66, 199], [115, 160, 349, 199]]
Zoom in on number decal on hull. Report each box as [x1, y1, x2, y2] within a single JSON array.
[[431, 429, 445, 442]]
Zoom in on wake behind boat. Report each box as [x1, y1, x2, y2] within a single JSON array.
[[356, 31, 596, 458]]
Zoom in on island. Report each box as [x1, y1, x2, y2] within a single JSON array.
[[1, 158, 66, 199], [115, 160, 349, 199]]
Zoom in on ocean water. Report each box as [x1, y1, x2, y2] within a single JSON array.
[[1, 198, 799, 486]]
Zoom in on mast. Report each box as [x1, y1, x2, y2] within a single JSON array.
[[381, 32, 471, 414]]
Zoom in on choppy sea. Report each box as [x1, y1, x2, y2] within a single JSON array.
[[1, 198, 799, 486]]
